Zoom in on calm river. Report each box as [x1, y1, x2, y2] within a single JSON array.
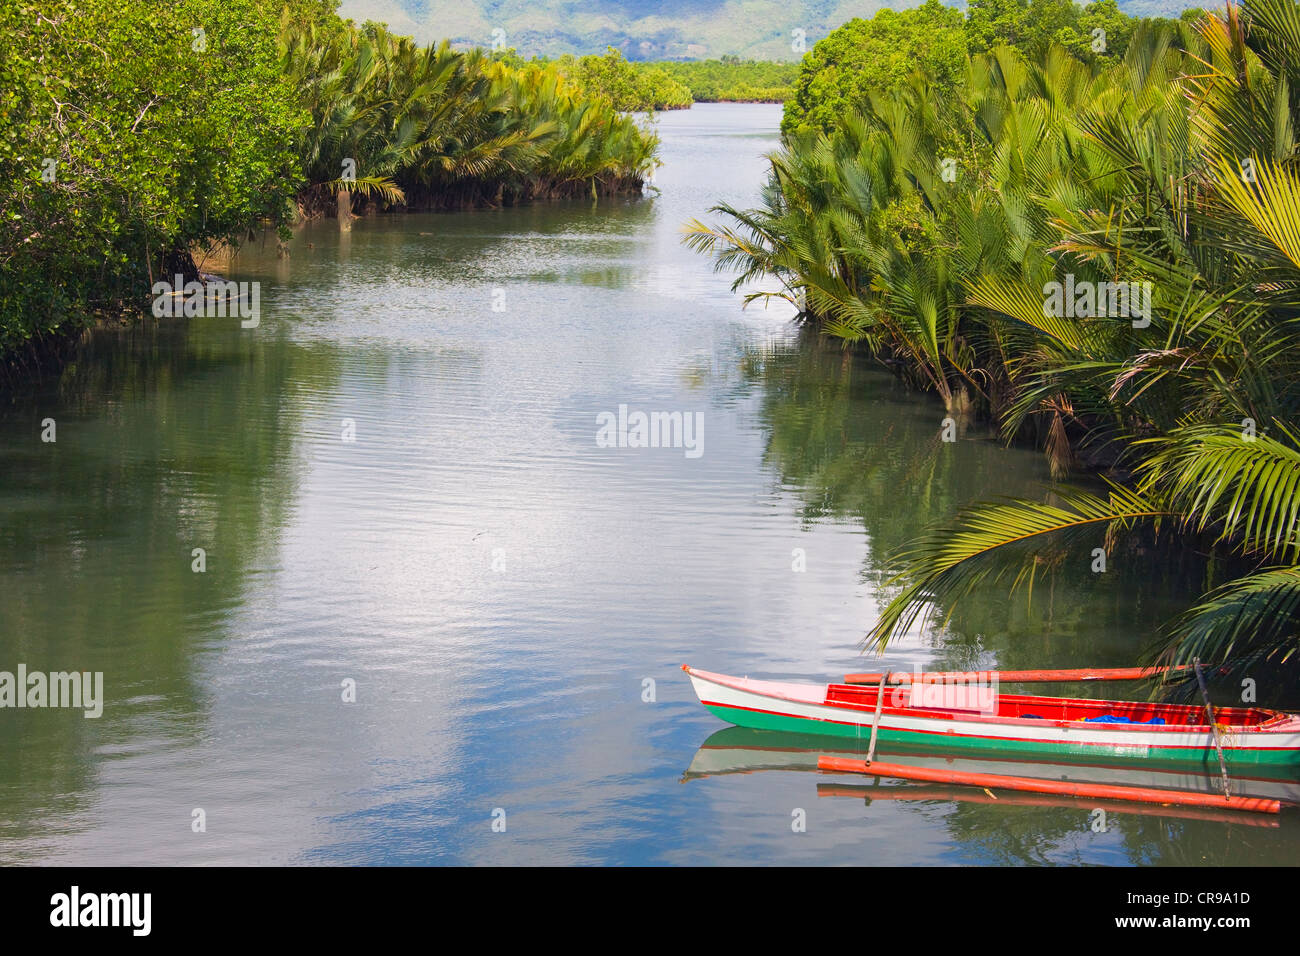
[[1, 104, 1295, 864]]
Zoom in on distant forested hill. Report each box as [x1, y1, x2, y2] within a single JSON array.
[[338, 0, 1209, 59]]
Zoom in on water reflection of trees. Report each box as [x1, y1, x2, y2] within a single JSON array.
[[937, 800, 1296, 866], [739, 330, 1208, 676], [0, 320, 333, 849]]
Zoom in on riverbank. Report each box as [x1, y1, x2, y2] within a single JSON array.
[[1, 1, 659, 369]]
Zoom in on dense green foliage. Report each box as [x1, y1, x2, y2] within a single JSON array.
[[288, 27, 659, 215], [498, 49, 797, 110], [784, 0, 970, 135], [782, 0, 1179, 134], [1, 0, 303, 355], [0, 1, 659, 362], [688, 0, 1300, 695], [643, 57, 798, 103], [965, 0, 1135, 57], [558, 48, 694, 111]]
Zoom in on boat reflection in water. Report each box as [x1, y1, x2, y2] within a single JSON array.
[[684, 727, 1300, 828]]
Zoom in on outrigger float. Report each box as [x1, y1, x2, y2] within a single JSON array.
[[682, 664, 1300, 813], [684, 727, 1300, 825]]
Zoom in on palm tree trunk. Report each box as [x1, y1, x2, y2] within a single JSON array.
[[945, 385, 972, 417], [337, 187, 352, 232]]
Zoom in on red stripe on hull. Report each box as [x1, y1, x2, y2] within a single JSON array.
[[700, 698, 1296, 753]]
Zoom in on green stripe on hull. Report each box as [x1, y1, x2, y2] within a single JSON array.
[[703, 703, 1300, 771]]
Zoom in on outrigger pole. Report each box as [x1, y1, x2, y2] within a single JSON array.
[[816, 757, 1282, 814]]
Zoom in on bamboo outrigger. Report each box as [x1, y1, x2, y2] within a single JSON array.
[[816, 756, 1283, 814], [684, 725, 1299, 820]]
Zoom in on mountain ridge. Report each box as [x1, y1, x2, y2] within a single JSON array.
[[337, 0, 1208, 60]]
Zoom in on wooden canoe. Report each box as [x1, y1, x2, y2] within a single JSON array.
[[682, 665, 1300, 769]]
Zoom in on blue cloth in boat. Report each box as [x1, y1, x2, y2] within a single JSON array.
[[1020, 713, 1166, 724]]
